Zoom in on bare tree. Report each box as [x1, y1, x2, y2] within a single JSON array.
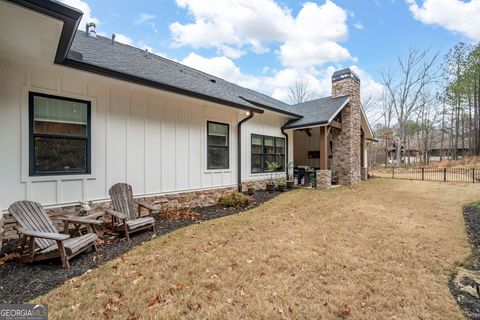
[[287, 79, 314, 104], [381, 47, 439, 166]]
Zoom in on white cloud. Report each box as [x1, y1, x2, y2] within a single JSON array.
[[218, 45, 246, 59], [114, 33, 134, 46], [353, 22, 364, 30], [135, 13, 155, 25], [134, 13, 158, 33], [170, 0, 354, 67], [181, 53, 260, 88], [179, 52, 383, 111], [60, 0, 98, 28], [406, 0, 480, 41], [279, 41, 355, 68]]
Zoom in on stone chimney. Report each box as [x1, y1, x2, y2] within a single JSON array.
[[331, 68, 362, 185]]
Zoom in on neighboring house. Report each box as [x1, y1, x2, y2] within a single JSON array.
[[379, 129, 471, 165], [0, 0, 374, 241]]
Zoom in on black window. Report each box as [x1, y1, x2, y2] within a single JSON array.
[[251, 134, 285, 173], [29, 92, 91, 176], [207, 121, 229, 170]]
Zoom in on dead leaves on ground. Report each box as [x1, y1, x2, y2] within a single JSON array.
[[0, 253, 18, 265], [98, 290, 125, 318], [159, 208, 199, 221], [147, 292, 174, 308], [146, 282, 183, 309]]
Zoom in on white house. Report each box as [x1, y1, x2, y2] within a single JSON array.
[[0, 0, 374, 241]]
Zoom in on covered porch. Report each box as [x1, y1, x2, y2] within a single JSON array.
[[281, 68, 374, 188], [292, 121, 368, 186], [284, 105, 373, 188]]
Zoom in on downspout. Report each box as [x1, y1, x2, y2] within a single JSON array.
[[238, 111, 255, 192], [281, 127, 289, 180]]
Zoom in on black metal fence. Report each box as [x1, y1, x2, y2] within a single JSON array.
[[371, 167, 480, 183]]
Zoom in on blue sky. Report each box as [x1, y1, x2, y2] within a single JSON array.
[[61, 0, 479, 111]]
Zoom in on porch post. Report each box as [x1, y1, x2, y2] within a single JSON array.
[[317, 126, 331, 188], [319, 126, 328, 170]]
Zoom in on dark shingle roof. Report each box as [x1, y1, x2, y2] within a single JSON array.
[[69, 31, 301, 117], [283, 96, 350, 129], [67, 32, 354, 127]]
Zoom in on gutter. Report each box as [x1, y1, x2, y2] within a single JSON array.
[[281, 127, 289, 180], [238, 111, 255, 192], [240, 96, 303, 118], [281, 119, 299, 180]]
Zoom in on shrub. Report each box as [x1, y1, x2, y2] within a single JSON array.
[[219, 192, 251, 208], [277, 179, 286, 187]]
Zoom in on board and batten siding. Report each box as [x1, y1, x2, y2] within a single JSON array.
[[0, 59, 292, 212]]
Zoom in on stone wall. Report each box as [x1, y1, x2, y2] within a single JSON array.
[[361, 167, 368, 181], [331, 70, 362, 185], [316, 170, 332, 188], [0, 185, 239, 242], [240, 178, 282, 192]]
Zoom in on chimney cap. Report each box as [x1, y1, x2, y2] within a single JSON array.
[[332, 68, 360, 83]]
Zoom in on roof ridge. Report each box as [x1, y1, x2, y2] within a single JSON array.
[[77, 31, 289, 105], [71, 31, 310, 117]]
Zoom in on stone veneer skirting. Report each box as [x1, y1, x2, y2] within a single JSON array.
[[361, 167, 368, 181], [0, 179, 277, 246], [316, 170, 332, 188], [0, 185, 244, 244]]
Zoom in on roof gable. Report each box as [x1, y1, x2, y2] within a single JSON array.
[[282, 96, 350, 129]]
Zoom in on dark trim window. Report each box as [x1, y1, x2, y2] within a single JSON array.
[[29, 92, 91, 176], [207, 121, 229, 170], [251, 134, 285, 173]]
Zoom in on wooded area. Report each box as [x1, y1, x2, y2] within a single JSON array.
[[371, 43, 480, 167]]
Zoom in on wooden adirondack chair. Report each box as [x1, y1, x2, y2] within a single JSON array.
[[107, 183, 156, 240], [8, 201, 100, 269]]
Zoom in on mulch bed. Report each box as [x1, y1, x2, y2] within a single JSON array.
[[0, 190, 286, 304], [450, 204, 480, 319]]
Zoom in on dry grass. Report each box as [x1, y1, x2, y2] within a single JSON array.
[[430, 156, 480, 168], [34, 179, 480, 319]]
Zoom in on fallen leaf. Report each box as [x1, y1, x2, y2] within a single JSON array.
[[71, 303, 81, 311], [170, 283, 183, 290], [124, 270, 141, 278], [127, 313, 138, 320], [99, 308, 109, 318], [246, 259, 254, 264], [188, 303, 201, 311], [337, 304, 351, 319], [147, 292, 173, 308], [147, 294, 161, 309]]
